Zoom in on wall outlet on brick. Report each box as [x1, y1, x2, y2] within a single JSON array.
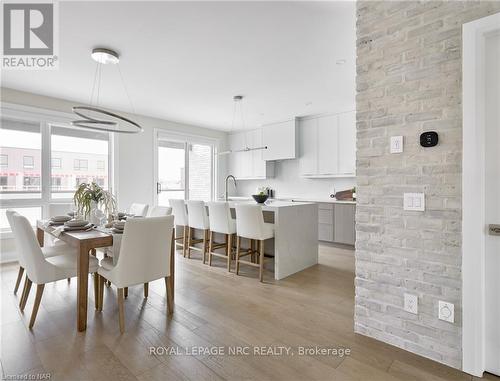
[[404, 193, 425, 211], [404, 293, 418, 314], [438, 301, 454, 323]]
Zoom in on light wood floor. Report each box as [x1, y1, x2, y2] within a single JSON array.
[[1, 245, 497, 381]]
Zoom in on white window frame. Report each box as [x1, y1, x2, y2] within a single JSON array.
[[0, 102, 113, 234], [153, 129, 218, 204]]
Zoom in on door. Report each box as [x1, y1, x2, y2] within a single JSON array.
[[299, 118, 317, 176], [317, 115, 338, 175], [484, 31, 500, 376], [156, 140, 186, 206]]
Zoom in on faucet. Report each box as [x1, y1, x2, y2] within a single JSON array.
[[225, 175, 237, 201]]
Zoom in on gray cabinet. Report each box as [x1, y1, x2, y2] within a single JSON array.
[[317, 202, 356, 245]]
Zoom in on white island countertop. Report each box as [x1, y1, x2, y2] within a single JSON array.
[[225, 196, 356, 205]]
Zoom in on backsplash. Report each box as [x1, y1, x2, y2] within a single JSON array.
[[231, 159, 356, 199]]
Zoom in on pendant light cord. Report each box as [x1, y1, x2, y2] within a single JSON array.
[[118, 63, 136, 115]]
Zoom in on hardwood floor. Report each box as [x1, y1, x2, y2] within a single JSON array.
[[0, 245, 495, 381]]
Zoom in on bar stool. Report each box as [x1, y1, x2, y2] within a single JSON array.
[[169, 199, 188, 257], [186, 200, 210, 263], [207, 202, 237, 271], [234, 204, 274, 282]]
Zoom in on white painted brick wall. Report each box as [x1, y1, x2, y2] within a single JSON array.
[[355, 0, 500, 369]]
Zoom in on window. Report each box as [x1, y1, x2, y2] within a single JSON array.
[[74, 159, 88, 171], [156, 132, 216, 206], [51, 125, 109, 199], [51, 177, 61, 187], [0, 176, 7, 187], [0, 118, 41, 199], [94, 178, 105, 187], [51, 157, 61, 168], [0, 154, 7, 167], [23, 176, 40, 189], [23, 156, 34, 169]]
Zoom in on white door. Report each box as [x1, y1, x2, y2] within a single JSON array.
[[317, 115, 338, 175], [484, 31, 500, 376]]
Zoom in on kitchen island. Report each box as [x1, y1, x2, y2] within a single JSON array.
[[225, 200, 318, 280]]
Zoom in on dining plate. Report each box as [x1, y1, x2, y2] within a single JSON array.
[[65, 219, 89, 227], [51, 215, 72, 222]]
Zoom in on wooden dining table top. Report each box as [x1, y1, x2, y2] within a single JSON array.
[[37, 220, 113, 248]]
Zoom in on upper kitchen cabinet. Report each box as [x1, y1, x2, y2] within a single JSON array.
[[298, 111, 356, 178], [227, 129, 274, 180], [338, 111, 356, 175], [262, 119, 297, 161]]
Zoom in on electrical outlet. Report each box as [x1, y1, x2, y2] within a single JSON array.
[[438, 301, 454, 323], [404, 293, 418, 314], [404, 193, 425, 211], [390, 136, 404, 153]]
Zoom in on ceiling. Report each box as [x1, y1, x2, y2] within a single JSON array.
[[1, 1, 356, 131]]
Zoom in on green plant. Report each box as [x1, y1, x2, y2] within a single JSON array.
[[73, 182, 117, 218]]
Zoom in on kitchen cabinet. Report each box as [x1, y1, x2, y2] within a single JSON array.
[[299, 111, 356, 178], [299, 117, 318, 176], [316, 202, 355, 245], [228, 129, 274, 180], [262, 119, 297, 161]]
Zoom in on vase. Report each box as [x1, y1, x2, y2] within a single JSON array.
[[89, 201, 102, 226]]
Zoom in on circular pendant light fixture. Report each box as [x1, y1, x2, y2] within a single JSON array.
[[71, 48, 143, 134]]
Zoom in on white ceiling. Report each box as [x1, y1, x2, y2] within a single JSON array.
[[1, 1, 356, 131]]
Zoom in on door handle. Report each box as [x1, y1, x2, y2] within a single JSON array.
[[489, 224, 500, 236], [157, 182, 162, 194]]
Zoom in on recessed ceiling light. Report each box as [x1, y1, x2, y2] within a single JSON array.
[[336, 59, 346, 65], [305, 102, 313, 106], [91, 48, 120, 65]]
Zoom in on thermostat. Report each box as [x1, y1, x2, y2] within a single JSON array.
[[420, 131, 438, 147]]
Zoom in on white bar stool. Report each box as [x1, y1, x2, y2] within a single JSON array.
[[169, 199, 189, 257], [186, 200, 210, 263], [234, 204, 274, 282], [207, 202, 237, 271]]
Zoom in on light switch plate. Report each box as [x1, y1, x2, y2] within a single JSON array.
[[404, 293, 418, 314], [390, 136, 404, 153], [404, 193, 425, 211], [438, 301, 454, 323]]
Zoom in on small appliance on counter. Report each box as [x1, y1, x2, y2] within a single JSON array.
[[333, 187, 356, 201]]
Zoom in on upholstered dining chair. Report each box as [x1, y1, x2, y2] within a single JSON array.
[[97, 215, 174, 333], [10, 212, 99, 328], [128, 203, 149, 217], [6, 210, 69, 310], [147, 206, 172, 217]]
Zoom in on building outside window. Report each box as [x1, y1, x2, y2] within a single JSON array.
[[51, 177, 62, 188], [23, 176, 40, 189], [96, 160, 105, 170], [23, 155, 34, 168], [0, 176, 7, 188], [52, 157, 62, 168], [74, 159, 88, 171], [75, 177, 88, 187], [0, 154, 7, 167]]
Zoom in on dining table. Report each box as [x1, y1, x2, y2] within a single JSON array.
[[36, 220, 175, 332]]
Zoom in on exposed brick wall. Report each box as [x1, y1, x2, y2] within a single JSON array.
[[355, 1, 500, 369]]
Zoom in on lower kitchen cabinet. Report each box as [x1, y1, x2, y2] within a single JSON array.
[[317, 203, 356, 245]]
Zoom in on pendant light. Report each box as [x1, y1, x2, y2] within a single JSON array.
[[71, 48, 143, 134], [218, 95, 267, 156]]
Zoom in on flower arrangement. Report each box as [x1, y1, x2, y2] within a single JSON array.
[[73, 182, 117, 219]]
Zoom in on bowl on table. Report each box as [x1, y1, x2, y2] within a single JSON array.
[[252, 194, 269, 204]]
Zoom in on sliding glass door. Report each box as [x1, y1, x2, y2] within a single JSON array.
[[156, 132, 216, 206]]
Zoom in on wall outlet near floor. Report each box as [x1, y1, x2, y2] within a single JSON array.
[[404, 193, 425, 211], [390, 136, 404, 153], [404, 293, 418, 314], [438, 301, 454, 323]]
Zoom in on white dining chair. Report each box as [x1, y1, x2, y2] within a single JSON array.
[[206, 202, 237, 271], [11, 212, 99, 328], [97, 216, 174, 333], [234, 204, 274, 282], [129, 203, 149, 217], [6, 210, 70, 310], [147, 206, 172, 217], [186, 200, 210, 263], [169, 199, 189, 257]]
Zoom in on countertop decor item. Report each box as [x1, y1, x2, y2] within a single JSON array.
[[71, 48, 143, 134], [73, 182, 117, 223], [334, 188, 355, 201], [252, 194, 269, 204]]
